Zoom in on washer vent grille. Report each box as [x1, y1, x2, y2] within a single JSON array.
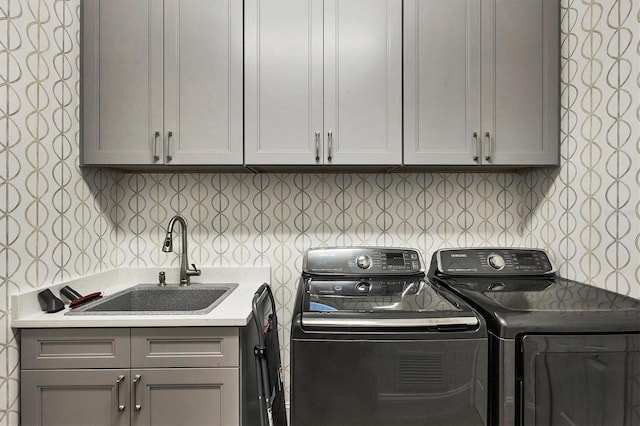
[[400, 353, 444, 385]]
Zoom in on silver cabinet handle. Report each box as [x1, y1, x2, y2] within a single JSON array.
[[315, 132, 320, 162], [484, 131, 492, 161], [153, 131, 160, 162], [116, 375, 125, 411], [166, 131, 173, 162], [473, 132, 480, 161], [133, 374, 142, 411], [327, 132, 333, 162]]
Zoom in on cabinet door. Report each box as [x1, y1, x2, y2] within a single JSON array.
[[130, 368, 239, 426], [21, 369, 130, 426], [245, 0, 324, 165], [163, 0, 243, 165], [245, 0, 401, 166], [481, 0, 559, 165], [82, 0, 163, 165], [324, 0, 402, 165], [403, 0, 481, 165]]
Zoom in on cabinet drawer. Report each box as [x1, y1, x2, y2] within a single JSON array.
[[131, 327, 239, 368], [21, 328, 130, 369]]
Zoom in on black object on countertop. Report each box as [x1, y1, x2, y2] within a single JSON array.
[[59, 285, 104, 309], [60, 286, 82, 302], [37, 289, 65, 313]]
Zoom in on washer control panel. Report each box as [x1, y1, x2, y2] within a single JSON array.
[[304, 247, 423, 275], [436, 248, 555, 276]]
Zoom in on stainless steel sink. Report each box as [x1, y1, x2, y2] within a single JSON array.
[[66, 283, 238, 315]]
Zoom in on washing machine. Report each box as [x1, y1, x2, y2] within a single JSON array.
[[428, 248, 640, 426], [290, 247, 488, 426]]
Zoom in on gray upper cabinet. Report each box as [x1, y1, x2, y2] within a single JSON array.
[[404, 0, 559, 166], [245, 0, 402, 166], [82, 0, 243, 166], [404, 0, 481, 166]]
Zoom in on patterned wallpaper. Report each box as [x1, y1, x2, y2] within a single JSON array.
[[1, 0, 639, 423], [523, 0, 639, 297]]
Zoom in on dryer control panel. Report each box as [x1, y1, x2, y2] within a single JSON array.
[[303, 247, 423, 275], [436, 248, 555, 276]]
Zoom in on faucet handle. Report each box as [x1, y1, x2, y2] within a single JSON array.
[[187, 264, 201, 277]]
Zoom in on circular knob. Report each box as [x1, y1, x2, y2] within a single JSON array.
[[356, 254, 372, 269], [487, 253, 506, 270]]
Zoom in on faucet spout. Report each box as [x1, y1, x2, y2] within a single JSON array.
[[162, 214, 201, 286]]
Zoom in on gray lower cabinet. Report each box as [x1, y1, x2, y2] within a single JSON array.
[[244, 0, 402, 166], [82, 0, 243, 166], [21, 369, 130, 426], [129, 368, 239, 426], [21, 328, 241, 426], [404, 0, 559, 166]]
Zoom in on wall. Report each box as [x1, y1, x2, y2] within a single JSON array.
[[523, 0, 639, 297], [1, 0, 638, 423]]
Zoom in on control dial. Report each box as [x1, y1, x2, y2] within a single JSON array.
[[356, 254, 372, 269], [487, 253, 506, 270]]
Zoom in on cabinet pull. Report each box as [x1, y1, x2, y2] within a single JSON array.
[[153, 131, 160, 162], [116, 375, 125, 411], [327, 132, 333, 162], [166, 131, 173, 162], [484, 131, 492, 161], [473, 132, 480, 161], [315, 132, 320, 162], [133, 374, 142, 411]]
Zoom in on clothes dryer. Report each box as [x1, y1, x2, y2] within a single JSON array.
[[428, 248, 640, 426]]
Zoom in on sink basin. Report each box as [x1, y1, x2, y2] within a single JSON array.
[[66, 283, 238, 315]]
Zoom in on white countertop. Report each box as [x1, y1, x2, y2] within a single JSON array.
[[11, 266, 270, 328]]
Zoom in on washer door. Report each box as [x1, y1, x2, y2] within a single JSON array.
[[520, 333, 640, 426]]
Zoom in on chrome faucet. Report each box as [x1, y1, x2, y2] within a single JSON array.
[[162, 214, 201, 286]]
